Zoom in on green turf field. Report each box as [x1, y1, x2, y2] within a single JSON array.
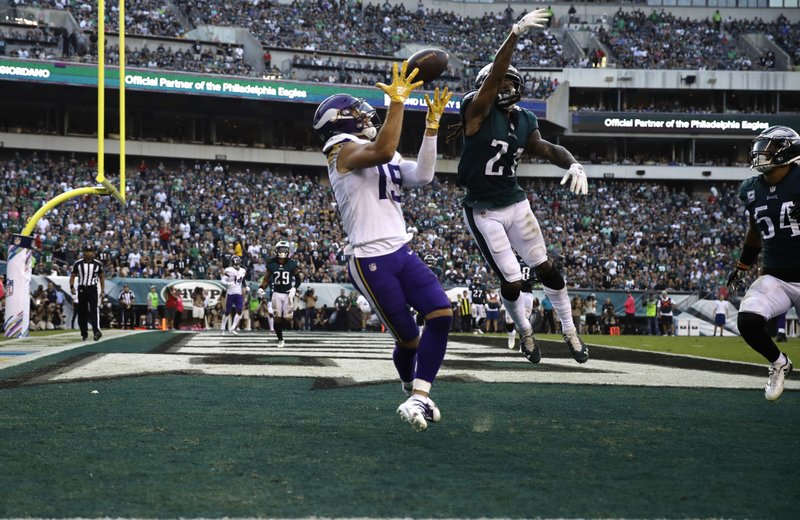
[[520, 333, 799, 364], [1, 331, 798, 519]]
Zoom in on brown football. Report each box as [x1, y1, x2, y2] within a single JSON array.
[[406, 48, 449, 83]]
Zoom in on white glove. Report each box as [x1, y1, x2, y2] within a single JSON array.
[[257, 288, 266, 300], [288, 287, 297, 301], [512, 8, 550, 36], [560, 163, 588, 195]]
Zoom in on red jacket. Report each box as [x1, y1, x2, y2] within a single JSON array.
[[624, 295, 636, 315]]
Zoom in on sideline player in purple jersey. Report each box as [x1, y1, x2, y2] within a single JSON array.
[[313, 61, 452, 431], [220, 255, 247, 335]]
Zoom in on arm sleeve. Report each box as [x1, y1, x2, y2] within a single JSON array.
[[398, 136, 437, 186]]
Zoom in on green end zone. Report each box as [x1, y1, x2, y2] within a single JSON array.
[[1, 332, 799, 518]]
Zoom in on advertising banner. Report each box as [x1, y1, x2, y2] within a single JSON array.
[[572, 112, 800, 135], [0, 59, 546, 117], [3, 234, 33, 338]]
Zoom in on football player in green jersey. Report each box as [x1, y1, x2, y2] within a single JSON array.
[[727, 125, 800, 401], [259, 240, 302, 348], [457, 7, 588, 365]]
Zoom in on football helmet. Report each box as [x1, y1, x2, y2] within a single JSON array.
[[474, 63, 525, 111], [275, 240, 291, 260], [424, 254, 437, 267], [313, 94, 381, 141], [231, 255, 242, 267], [749, 125, 800, 173]]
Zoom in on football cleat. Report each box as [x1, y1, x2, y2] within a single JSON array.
[[397, 395, 440, 432], [520, 328, 541, 364], [563, 331, 589, 364], [93, 330, 102, 341], [231, 329, 239, 336], [220, 328, 226, 336], [507, 335, 517, 350], [765, 356, 792, 402], [277, 339, 285, 348]]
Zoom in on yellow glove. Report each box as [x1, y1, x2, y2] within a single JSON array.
[[376, 60, 423, 103], [424, 87, 452, 131]]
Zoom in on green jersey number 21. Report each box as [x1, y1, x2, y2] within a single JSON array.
[[485, 139, 524, 177]]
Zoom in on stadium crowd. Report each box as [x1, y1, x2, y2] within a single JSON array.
[[1, 151, 749, 302], [599, 9, 757, 71], [7, 1, 799, 84]]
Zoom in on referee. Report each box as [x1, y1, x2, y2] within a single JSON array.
[[69, 243, 105, 341]]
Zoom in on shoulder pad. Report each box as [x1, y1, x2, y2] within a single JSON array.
[[459, 90, 477, 113], [323, 133, 367, 154]]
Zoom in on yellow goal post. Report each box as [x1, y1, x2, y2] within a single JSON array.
[[3, 0, 126, 338]]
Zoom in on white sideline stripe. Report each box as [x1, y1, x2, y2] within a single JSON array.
[[43, 352, 800, 391]]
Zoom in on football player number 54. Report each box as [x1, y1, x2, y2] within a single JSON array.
[[753, 203, 800, 239]]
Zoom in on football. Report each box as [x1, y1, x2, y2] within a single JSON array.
[[406, 48, 449, 83]]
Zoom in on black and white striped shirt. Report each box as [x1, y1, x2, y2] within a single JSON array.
[[119, 289, 135, 305], [72, 258, 103, 287]]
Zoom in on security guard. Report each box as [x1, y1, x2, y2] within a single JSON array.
[[69, 243, 105, 341]]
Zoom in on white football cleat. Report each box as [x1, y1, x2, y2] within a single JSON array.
[[507, 334, 517, 350], [277, 339, 285, 348], [765, 356, 792, 402], [397, 395, 440, 432], [219, 328, 226, 336], [231, 329, 239, 336]]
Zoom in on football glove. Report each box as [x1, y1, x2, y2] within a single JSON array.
[[560, 163, 588, 195], [726, 266, 748, 291], [512, 8, 550, 36], [288, 287, 297, 302], [424, 87, 452, 131], [376, 61, 423, 103]]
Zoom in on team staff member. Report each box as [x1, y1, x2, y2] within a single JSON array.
[[69, 243, 104, 341]]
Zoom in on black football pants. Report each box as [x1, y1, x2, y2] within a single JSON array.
[[77, 285, 100, 337]]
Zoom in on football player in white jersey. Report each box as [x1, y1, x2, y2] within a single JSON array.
[[220, 255, 247, 335], [313, 61, 453, 432]]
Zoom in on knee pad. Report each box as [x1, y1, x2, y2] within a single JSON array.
[[424, 314, 452, 337], [536, 264, 566, 291], [500, 281, 522, 301]]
